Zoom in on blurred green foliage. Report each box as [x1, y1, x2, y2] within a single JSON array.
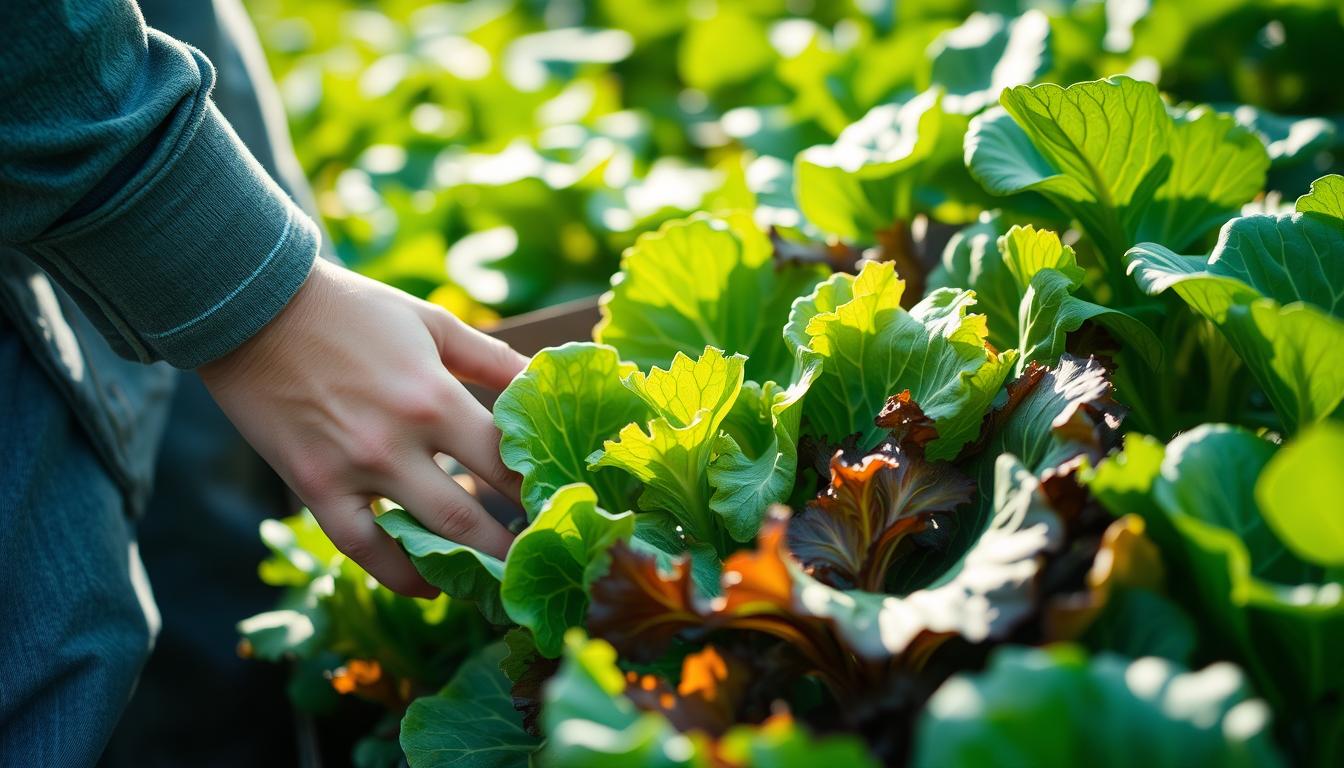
[[246, 0, 1342, 322]]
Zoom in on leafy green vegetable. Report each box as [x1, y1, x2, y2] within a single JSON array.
[[967, 76, 1173, 264], [1298, 174, 1344, 223], [858, 452, 1063, 649], [914, 646, 1284, 768], [400, 642, 540, 768], [974, 354, 1123, 487], [594, 215, 826, 383], [591, 454, 1060, 676], [240, 509, 495, 745], [500, 484, 636, 657], [788, 441, 973, 591], [930, 214, 1016, 344], [376, 509, 507, 624], [1127, 174, 1344, 432], [941, 223, 1159, 372], [1255, 422, 1344, 568], [494, 342, 648, 518], [497, 339, 812, 555], [887, 353, 1123, 595], [1134, 107, 1273, 251], [789, 261, 1016, 459], [967, 77, 1269, 276], [709, 357, 820, 542], [589, 347, 745, 554], [245, 3, 1344, 766]]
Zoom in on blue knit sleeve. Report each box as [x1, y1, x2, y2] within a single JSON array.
[[0, 0, 318, 368]]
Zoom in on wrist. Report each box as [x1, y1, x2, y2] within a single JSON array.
[[198, 258, 335, 386]]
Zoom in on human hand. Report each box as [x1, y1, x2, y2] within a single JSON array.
[[198, 259, 528, 597]]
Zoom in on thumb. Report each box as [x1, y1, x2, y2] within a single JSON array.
[[421, 304, 529, 391]]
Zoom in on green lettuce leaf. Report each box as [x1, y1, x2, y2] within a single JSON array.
[[242, 511, 491, 705], [589, 347, 746, 554], [1255, 422, 1344, 568], [1133, 106, 1272, 251], [1298, 173, 1344, 223], [789, 261, 1016, 460], [913, 646, 1284, 768], [1018, 267, 1160, 373], [593, 214, 827, 383], [376, 509, 507, 624], [494, 342, 649, 518], [708, 355, 820, 542], [500, 484, 636, 657], [929, 215, 1014, 343], [1127, 174, 1344, 432], [967, 76, 1268, 268], [999, 224, 1159, 372], [932, 222, 1160, 372], [995, 222, 1087, 294], [400, 642, 540, 768]]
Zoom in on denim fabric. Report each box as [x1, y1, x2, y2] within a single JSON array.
[[99, 373, 299, 768], [0, 250, 177, 519], [0, 316, 159, 767]]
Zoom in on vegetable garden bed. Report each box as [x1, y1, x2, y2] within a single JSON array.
[[240, 2, 1344, 766]]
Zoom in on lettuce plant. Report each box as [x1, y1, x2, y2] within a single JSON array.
[[1128, 175, 1344, 432], [967, 76, 1270, 291]]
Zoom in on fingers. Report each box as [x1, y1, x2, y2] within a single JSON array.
[[434, 376, 523, 505], [310, 496, 438, 599], [421, 305, 529, 390], [390, 458, 515, 560]]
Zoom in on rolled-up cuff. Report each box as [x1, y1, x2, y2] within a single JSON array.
[[29, 100, 318, 369]]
